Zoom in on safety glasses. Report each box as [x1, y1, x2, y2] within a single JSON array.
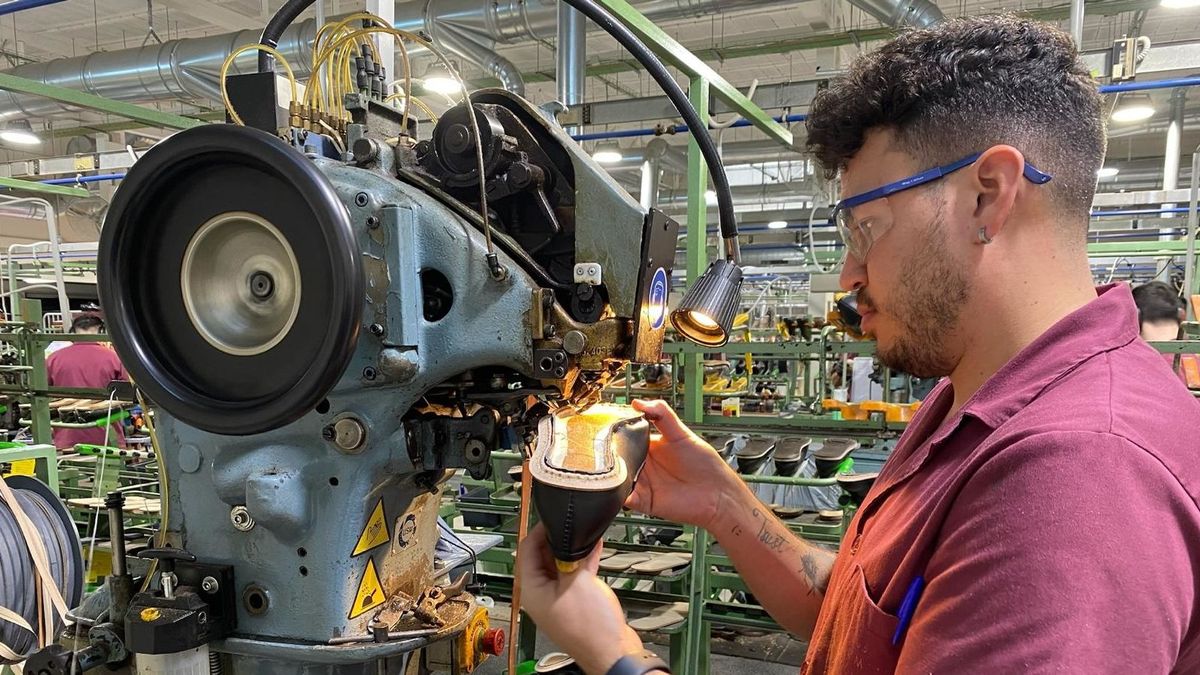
[[831, 152, 1053, 262]]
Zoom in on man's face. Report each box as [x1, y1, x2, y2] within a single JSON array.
[[838, 130, 973, 378]]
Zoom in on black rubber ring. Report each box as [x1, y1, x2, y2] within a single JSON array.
[[99, 125, 363, 435]]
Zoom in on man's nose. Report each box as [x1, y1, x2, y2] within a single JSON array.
[[840, 253, 867, 292]]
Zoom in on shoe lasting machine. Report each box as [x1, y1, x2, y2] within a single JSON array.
[[12, 0, 759, 670], [80, 88, 677, 675]]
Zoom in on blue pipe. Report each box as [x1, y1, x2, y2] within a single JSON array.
[[1098, 76, 1200, 94], [0, 0, 66, 15], [571, 113, 807, 142], [39, 172, 125, 185], [1092, 207, 1192, 217]]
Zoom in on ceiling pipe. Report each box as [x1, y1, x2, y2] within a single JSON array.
[[432, 24, 526, 95], [0, 0, 799, 121], [0, 0, 65, 16], [848, 0, 944, 28]]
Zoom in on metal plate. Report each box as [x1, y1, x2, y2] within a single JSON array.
[[630, 208, 681, 363]]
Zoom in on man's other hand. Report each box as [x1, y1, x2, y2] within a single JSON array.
[[628, 399, 741, 530], [516, 524, 644, 674]]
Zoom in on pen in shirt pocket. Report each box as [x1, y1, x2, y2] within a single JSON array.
[[892, 575, 925, 646]]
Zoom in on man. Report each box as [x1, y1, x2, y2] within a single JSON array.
[[1131, 281, 1196, 385], [518, 15, 1200, 674], [1133, 281, 1185, 342], [46, 312, 127, 449]]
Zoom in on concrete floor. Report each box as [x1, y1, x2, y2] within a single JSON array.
[[475, 603, 804, 674]]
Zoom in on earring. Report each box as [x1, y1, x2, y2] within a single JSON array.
[[977, 227, 993, 245]]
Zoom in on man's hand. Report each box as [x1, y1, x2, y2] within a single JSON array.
[[627, 399, 742, 529], [516, 524, 644, 674], [631, 399, 835, 638]]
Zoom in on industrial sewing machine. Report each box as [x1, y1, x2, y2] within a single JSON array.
[[18, 79, 679, 675], [5, 0, 762, 666]]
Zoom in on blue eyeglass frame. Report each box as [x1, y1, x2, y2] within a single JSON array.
[[830, 151, 1053, 223]]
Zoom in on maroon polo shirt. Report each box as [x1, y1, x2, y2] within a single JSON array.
[[804, 284, 1200, 673], [45, 342, 126, 449]]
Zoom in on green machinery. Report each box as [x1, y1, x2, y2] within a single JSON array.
[[0, 299, 160, 585]]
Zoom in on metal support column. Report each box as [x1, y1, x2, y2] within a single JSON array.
[[21, 298, 52, 446], [1186, 147, 1200, 315], [1160, 90, 1187, 260], [557, 3, 586, 133], [639, 155, 661, 210], [683, 526, 711, 674], [1068, 0, 1084, 47], [366, 0, 393, 92], [682, 77, 709, 425]]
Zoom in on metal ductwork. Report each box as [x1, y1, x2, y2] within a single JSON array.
[[0, 0, 799, 122], [0, 21, 320, 121], [848, 0, 944, 28]]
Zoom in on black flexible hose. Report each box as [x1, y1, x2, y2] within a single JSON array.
[[557, 0, 740, 260], [258, 0, 319, 73]]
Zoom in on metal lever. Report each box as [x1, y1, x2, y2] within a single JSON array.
[[136, 546, 197, 600]]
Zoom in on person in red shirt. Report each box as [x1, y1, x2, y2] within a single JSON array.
[[45, 312, 127, 450], [1132, 281, 1196, 386], [516, 16, 1200, 675], [1133, 281, 1185, 342]]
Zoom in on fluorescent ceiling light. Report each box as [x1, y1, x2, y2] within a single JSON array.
[[592, 142, 623, 164], [0, 120, 40, 145], [1111, 94, 1155, 123], [421, 76, 462, 95], [1097, 167, 1120, 178], [767, 220, 788, 229]]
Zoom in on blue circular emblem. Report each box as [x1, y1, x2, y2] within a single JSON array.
[[649, 267, 668, 330]]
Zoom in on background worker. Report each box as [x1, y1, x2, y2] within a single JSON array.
[[45, 312, 127, 449], [1132, 281, 1194, 384], [517, 15, 1200, 674], [1133, 280, 1186, 341]]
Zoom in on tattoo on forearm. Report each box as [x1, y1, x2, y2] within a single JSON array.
[[800, 552, 829, 596], [751, 507, 792, 553]]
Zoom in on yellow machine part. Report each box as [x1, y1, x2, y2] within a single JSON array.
[[2, 458, 36, 477], [457, 606, 492, 672]]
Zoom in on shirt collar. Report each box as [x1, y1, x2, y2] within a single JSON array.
[[958, 283, 1138, 429]]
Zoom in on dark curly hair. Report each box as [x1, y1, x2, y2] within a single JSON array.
[[805, 15, 1105, 229]]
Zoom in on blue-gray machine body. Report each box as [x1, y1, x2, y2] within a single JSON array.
[[97, 90, 679, 673]]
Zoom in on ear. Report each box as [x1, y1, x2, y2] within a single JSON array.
[[969, 145, 1025, 243]]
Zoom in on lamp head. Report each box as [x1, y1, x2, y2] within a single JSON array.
[[670, 258, 743, 346]]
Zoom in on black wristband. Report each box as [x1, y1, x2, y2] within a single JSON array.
[[604, 650, 671, 675]]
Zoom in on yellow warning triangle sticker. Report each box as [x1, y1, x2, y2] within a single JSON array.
[[352, 500, 389, 557], [348, 558, 386, 619]]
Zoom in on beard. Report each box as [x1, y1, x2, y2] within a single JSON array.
[[859, 212, 971, 378]]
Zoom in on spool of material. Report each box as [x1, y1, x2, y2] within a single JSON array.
[[0, 476, 83, 663]]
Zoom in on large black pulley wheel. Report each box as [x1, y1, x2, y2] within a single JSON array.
[[99, 125, 363, 436]]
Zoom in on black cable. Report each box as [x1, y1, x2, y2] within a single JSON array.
[[257, 0, 318, 73], [557, 0, 740, 259], [437, 518, 479, 584]]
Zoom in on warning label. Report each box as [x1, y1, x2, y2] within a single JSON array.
[[352, 500, 389, 557], [348, 558, 386, 619]]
